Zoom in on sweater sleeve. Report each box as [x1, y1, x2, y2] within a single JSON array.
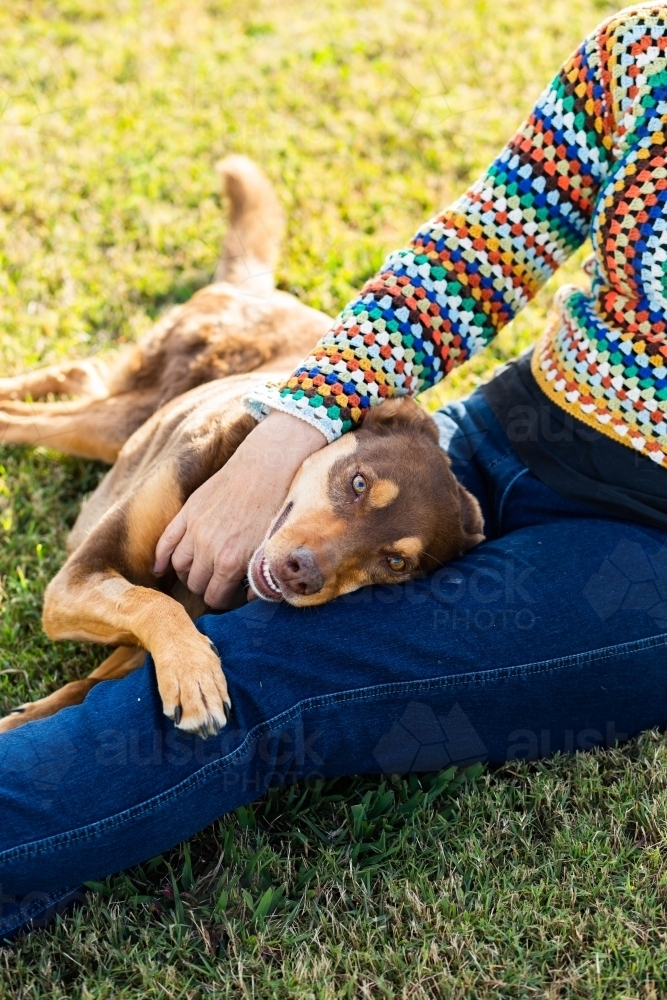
[[244, 21, 615, 442]]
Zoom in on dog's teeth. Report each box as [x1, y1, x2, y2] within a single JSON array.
[[262, 559, 281, 594]]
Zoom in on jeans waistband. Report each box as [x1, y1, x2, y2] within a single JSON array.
[[431, 388, 527, 483]]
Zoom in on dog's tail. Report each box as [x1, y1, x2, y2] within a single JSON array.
[[214, 155, 284, 296]]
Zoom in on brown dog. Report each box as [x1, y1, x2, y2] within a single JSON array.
[[247, 399, 484, 605], [0, 159, 484, 738], [0, 156, 331, 462]]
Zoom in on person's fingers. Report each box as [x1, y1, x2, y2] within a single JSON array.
[[203, 566, 245, 609], [185, 547, 221, 596], [153, 508, 188, 573], [170, 533, 197, 579]]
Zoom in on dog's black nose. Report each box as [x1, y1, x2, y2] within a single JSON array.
[[276, 547, 324, 596]]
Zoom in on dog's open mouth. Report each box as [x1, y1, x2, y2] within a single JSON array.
[[248, 548, 283, 602]]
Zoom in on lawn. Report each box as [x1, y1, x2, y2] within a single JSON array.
[[3, 0, 667, 995]]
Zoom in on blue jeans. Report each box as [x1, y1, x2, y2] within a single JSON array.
[[3, 391, 667, 940]]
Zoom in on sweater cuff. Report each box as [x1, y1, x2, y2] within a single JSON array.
[[242, 383, 342, 444]]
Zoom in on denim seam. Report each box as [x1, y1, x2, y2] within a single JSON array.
[[2, 631, 666, 864], [482, 450, 519, 473], [0, 885, 80, 938], [497, 466, 530, 529]]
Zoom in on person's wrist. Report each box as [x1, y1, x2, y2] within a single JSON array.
[[251, 409, 327, 470]]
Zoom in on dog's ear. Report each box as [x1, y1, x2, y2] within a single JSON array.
[[362, 397, 440, 442], [457, 482, 485, 551]]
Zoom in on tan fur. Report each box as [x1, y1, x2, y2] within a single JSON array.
[[0, 155, 330, 464], [214, 156, 284, 295], [392, 536, 423, 559], [248, 397, 485, 608], [0, 371, 284, 736], [125, 462, 182, 575], [368, 479, 399, 509], [0, 358, 109, 402], [42, 567, 230, 737], [0, 647, 145, 732], [0, 156, 328, 737], [0, 162, 485, 739]]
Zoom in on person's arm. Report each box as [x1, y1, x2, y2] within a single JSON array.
[[153, 411, 326, 608], [243, 24, 615, 442], [157, 10, 634, 605]]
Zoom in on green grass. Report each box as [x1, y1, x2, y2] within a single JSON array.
[[3, 0, 667, 995]]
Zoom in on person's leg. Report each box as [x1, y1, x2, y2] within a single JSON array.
[[2, 440, 667, 939]]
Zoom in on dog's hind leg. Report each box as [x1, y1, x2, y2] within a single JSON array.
[[0, 358, 110, 402], [0, 388, 256, 737], [0, 646, 146, 732], [0, 390, 160, 462]]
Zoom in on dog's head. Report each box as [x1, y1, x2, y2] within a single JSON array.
[[248, 398, 484, 605]]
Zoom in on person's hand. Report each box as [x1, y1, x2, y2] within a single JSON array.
[[153, 410, 326, 608]]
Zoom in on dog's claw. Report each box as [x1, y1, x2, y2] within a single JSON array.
[[11, 706, 26, 715], [191, 704, 229, 739], [173, 705, 182, 726]]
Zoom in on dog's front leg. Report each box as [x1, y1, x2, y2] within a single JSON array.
[[36, 567, 230, 738]]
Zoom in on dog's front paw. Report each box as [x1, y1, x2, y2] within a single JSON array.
[[155, 634, 231, 739]]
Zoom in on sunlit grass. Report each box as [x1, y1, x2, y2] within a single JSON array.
[[5, 1, 667, 996]]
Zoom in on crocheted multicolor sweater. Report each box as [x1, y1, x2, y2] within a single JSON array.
[[245, 3, 667, 464]]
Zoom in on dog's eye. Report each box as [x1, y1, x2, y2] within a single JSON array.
[[387, 555, 406, 572], [352, 474, 367, 495]]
